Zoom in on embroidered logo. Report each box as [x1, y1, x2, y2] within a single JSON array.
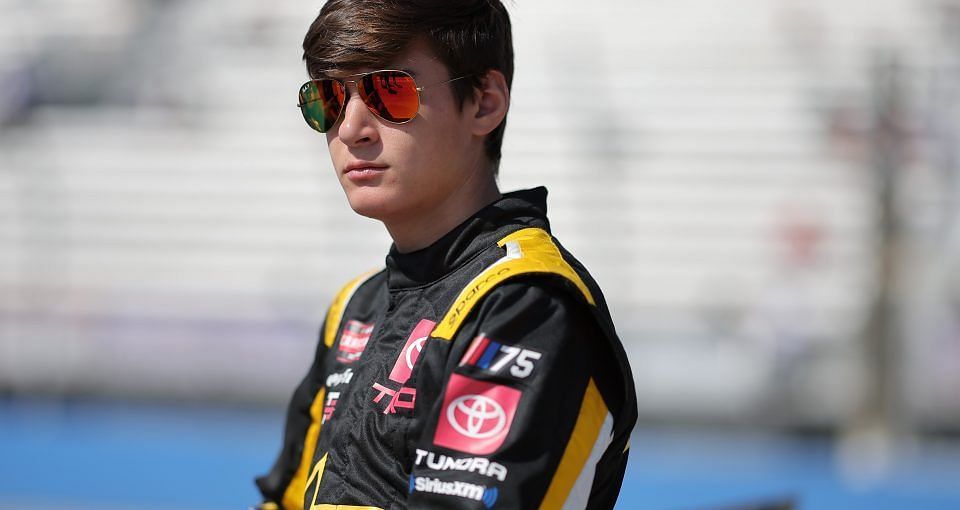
[[326, 368, 354, 388], [371, 319, 435, 414], [336, 320, 374, 363], [434, 373, 521, 455], [413, 448, 508, 481], [322, 391, 340, 423], [409, 475, 499, 509], [460, 335, 542, 379], [389, 319, 434, 383], [371, 383, 417, 414]]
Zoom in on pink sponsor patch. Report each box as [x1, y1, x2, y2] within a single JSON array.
[[388, 319, 436, 384], [433, 373, 522, 455]]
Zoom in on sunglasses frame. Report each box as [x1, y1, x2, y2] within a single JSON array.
[[297, 69, 470, 133]]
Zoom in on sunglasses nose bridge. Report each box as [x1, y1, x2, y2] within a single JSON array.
[[337, 78, 383, 134], [340, 78, 376, 112], [339, 78, 359, 102]]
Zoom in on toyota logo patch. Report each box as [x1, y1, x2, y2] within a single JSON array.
[[447, 394, 507, 439], [434, 373, 522, 455]]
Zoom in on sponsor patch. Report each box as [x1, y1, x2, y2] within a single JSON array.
[[460, 335, 542, 379], [389, 319, 435, 384], [336, 320, 374, 363], [325, 368, 354, 388], [371, 383, 416, 414], [409, 475, 499, 509], [370, 319, 435, 414], [414, 448, 508, 481], [434, 373, 521, 455], [322, 391, 339, 423]]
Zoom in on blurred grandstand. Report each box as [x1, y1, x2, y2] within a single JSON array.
[[1, 0, 960, 508]]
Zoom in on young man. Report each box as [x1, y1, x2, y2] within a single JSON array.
[[254, 1, 637, 509]]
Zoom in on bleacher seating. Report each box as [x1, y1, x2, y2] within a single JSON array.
[[0, 0, 955, 425]]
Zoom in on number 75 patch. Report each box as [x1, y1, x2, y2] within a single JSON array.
[[459, 334, 542, 379]]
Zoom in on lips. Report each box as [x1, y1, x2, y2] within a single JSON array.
[[343, 161, 387, 175], [345, 161, 387, 173], [347, 167, 386, 176], [344, 161, 388, 183]]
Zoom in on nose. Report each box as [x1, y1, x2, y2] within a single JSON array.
[[335, 81, 379, 147]]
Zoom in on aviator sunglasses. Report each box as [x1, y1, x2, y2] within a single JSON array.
[[297, 70, 468, 133]]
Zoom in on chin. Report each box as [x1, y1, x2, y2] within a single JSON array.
[[343, 186, 401, 221]]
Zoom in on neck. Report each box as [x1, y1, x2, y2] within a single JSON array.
[[386, 169, 501, 254]]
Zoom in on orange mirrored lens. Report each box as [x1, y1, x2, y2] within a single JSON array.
[[359, 71, 420, 123]]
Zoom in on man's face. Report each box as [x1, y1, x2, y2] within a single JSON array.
[[324, 40, 480, 224]]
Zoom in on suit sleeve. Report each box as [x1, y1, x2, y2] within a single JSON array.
[[408, 279, 628, 510], [254, 318, 330, 509]]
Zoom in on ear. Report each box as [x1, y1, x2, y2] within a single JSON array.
[[470, 70, 510, 137]]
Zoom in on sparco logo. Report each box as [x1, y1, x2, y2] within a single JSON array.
[[325, 368, 353, 387], [447, 394, 506, 439], [409, 475, 499, 508], [414, 448, 508, 481], [447, 267, 511, 327]]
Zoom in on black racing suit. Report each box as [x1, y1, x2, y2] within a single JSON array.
[[255, 187, 638, 509]]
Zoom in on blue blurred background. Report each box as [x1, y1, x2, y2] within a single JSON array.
[[2, 0, 960, 508]]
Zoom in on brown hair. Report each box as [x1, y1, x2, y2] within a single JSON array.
[[302, 0, 514, 168]]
